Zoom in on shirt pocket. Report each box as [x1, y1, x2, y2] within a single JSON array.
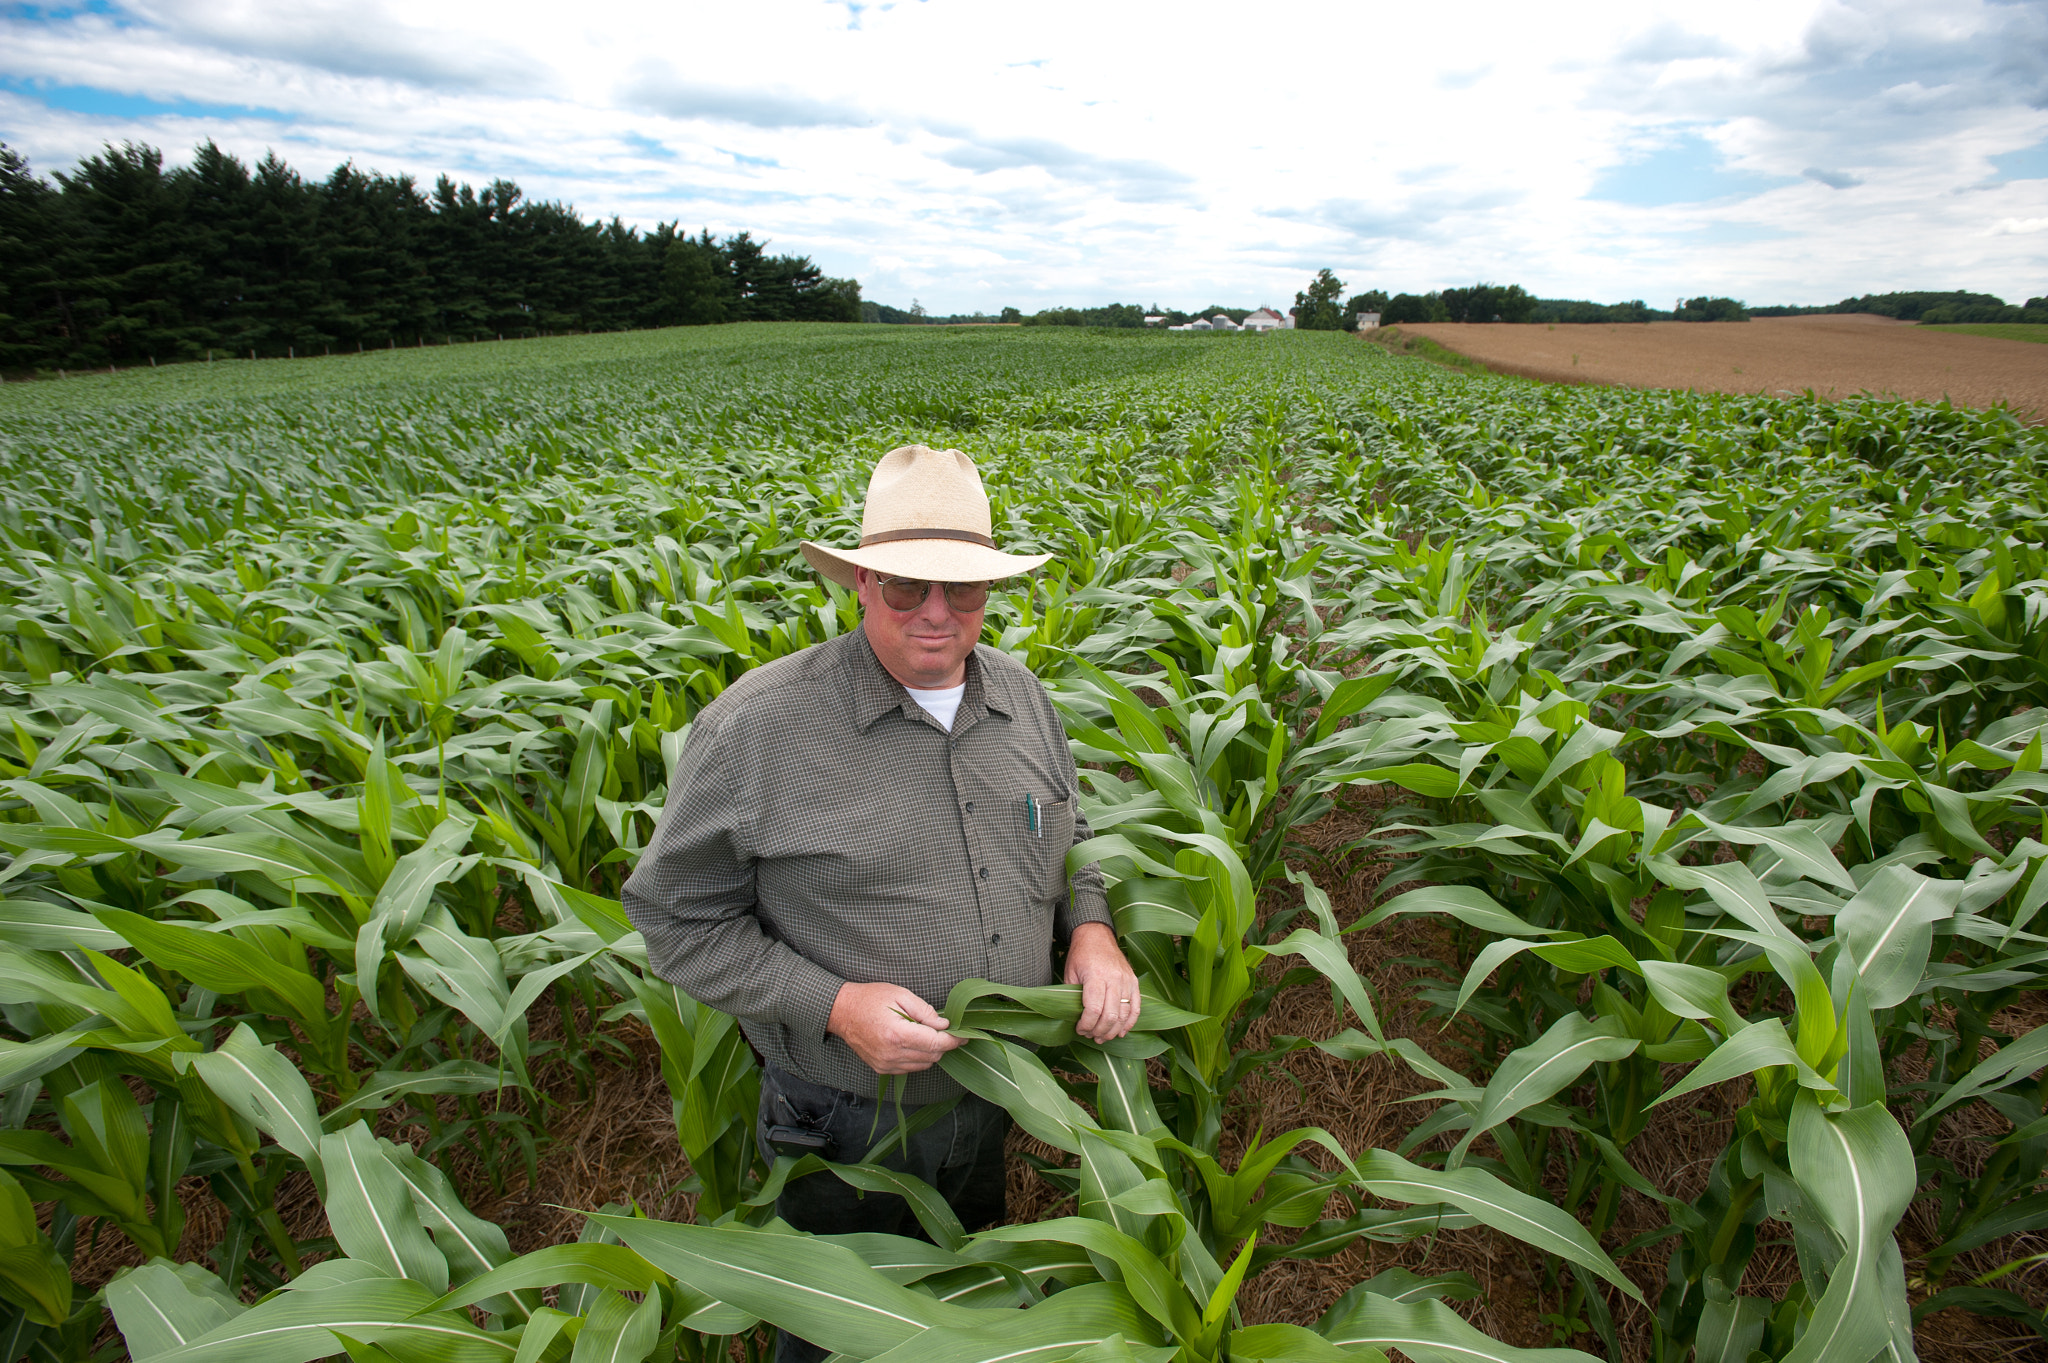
[[1013, 793, 1074, 906]]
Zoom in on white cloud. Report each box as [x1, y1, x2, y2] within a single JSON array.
[[1, 0, 2044, 312]]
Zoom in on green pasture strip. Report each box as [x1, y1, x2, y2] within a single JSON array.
[[1919, 321, 2048, 343], [5, 321, 2048, 1361], [1365, 325, 1503, 377]]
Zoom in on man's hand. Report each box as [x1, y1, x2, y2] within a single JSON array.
[[1066, 921, 1141, 1043], [828, 981, 964, 1074]]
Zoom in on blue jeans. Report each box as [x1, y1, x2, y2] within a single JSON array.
[[757, 1064, 1009, 1363]]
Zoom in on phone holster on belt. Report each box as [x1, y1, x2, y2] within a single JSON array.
[[765, 1124, 836, 1160]]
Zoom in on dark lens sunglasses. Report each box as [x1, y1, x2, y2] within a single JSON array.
[[873, 574, 990, 613]]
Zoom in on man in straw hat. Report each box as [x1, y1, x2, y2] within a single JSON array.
[[625, 445, 1138, 1352]]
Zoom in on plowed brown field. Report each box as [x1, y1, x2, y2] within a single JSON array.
[[1396, 313, 2048, 419]]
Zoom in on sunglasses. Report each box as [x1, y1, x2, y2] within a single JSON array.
[[872, 574, 991, 613]]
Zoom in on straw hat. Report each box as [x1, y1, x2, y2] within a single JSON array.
[[800, 445, 1052, 589]]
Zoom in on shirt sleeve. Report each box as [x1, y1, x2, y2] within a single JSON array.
[[621, 716, 846, 1045], [1043, 670, 1112, 939], [1057, 801, 1114, 941]]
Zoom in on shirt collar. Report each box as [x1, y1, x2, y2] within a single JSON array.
[[847, 631, 1014, 731]]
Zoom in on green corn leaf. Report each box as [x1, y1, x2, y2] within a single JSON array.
[[124, 1276, 509, 1363], [0, 898, 126, 953], [1648, 1019, 1837, 1108], [1450, 1013, 1639, 1164], [331, 1332, 403, 1363], [105, 1261, 242, 1359], [1693, 1292, 1768, 1363], [1073, 1042, 1163, 1137], [1695, 922, 1836, 1067], [1529, 935, 1641, 976], [1108, 876, 1200, 937], [1931, 1190, 2048, 1260], [1316, 1291, 1599, 1363], [375, 1139, 522, 1309], [942, 979, 1206, 1033], [509, 1307, 578, 1363], [567, 1286, 661, 1363], [941, 1036, 1091, 1155], [1201, 1231, 1257, 1332], [1919, 1022, 2048, 1125], [0, 1168, 70, 1327], [321, 1061, 510, 1127], [1685, 813, 1856, 891], [1351, 884, 1547, 939], [1229, 1321, 1382, 1360], [1313, 673, 1401, 742], [1353, 1150, 1640, 1301], [585, 1214, 983, 1359], [1250, 1207, 1479, 1271], [356, 820, 479, 1019], [858, 1282, 1170, 1363], [318, 1123, 450, 1292], [424, 1243, 662, 1317], [0, 1029, 91, 1092], [1782, 1096, 1916, 1363], [745, 1154, 968, 1251], [94, 907, 328, 1027], [1836, 863, 1967, 1010], [1074, 1128, 1163, 1245], [1355, 764, 1463, 798], [1639, 960, 1744, 1036], [1264, 926, 1383, 1041], [186, 1023, 325, 1175], [974, 1218, 1195, 1342]]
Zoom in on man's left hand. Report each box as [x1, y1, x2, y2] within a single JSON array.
[[1066, 921, 1141, 1043]]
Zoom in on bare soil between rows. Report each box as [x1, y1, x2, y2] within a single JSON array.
[[1392, 315, 2048, 421]]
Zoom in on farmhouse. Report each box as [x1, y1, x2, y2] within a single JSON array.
[[1241, 307, 1292, 331]]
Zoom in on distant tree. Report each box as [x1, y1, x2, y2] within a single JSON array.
[[1021, 303, 1145, 328], [1293, 268, 1346, 330], [1675, 295, 1749, 322], [999, 306, 1021, 323], [809, 276, 862, 322], [52, 142, 204, 364], [1342, 289, 1389, 330], [0, 143, 62, 368], [1530, 297, 1651, 324], [0, 138, 869, 371], [662, 233, 732, 325], [1437, 283, 1534, 323], [1381, 292, 1446, 325], [910, 298, 927, 318]]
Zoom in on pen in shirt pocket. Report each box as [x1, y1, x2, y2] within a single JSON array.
[[1025, 792, 1041, 837]]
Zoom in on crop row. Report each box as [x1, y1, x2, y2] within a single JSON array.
[[0, 326, 2042, 1361]]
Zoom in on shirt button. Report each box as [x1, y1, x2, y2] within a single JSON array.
[[978, 867, 990, 880], [964, 800, 975, 812], [989, 932, 1001, 946]]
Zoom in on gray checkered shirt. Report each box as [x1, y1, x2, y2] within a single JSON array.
[[622, 628, 1111, 1103]]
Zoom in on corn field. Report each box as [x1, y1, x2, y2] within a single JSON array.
[[0, 323, 2044, 1362]]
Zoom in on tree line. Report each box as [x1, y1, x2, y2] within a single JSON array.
[[1750, 290, 2048, 324], [0, 140, 862, 372]]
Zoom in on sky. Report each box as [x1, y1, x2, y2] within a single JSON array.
[[2, 0, 2045, 315]]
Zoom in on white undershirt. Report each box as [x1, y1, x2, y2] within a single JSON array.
[[906, 681, 967, 732]]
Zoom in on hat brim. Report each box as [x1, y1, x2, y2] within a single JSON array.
[[800, 538, 1052, 591]]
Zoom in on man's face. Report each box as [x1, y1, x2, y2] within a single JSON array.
[[857, 567, 984, 689]]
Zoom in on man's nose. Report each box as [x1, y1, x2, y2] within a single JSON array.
[[913, 587, 954, 624]]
